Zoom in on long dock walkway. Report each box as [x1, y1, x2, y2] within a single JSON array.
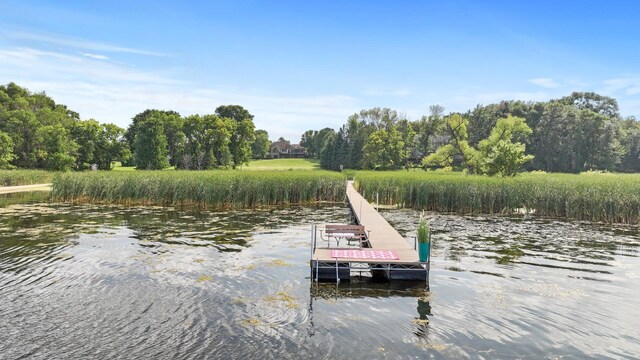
[[311, 181, 428, 283]]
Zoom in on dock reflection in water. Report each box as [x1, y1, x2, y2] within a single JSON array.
[[0, 197, 638, 359]]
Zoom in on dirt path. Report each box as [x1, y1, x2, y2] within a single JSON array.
[[0, 184, 52, 194]]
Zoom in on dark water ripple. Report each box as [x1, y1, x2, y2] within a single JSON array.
[[0, 194, 639, 359]]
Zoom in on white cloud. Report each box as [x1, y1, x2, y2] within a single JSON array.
[[0, 46, 356, 141], [5, 31, 167, 57], [602, 76, 640, 95], [600, 76, 640, 117], [528, 78, 559, 89], [80, 52, 109, 60]]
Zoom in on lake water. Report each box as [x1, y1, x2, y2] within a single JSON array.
[[1, 193, 639, 359]]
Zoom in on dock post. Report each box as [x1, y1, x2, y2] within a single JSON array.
[[376, 192, 379, 211], [310, 223, 314, 260], [426, 231, 432, 287], [335, 258, 340, 283], [310, 223, 315, 279]]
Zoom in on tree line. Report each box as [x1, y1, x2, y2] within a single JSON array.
[[123, 105, 268, 170], [3, 83, 639, 174], [303, 92, 640, 175], [0, 83, 272, 171], [0, 83, 129, 171]]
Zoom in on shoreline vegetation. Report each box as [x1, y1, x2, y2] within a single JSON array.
[[25, 167, 639, 224], [0, 170, 54, 187], [354, 171, 640, 224], [50, 170, 346, 209]]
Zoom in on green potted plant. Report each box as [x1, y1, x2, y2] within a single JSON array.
[[417, 214, 430, 262]]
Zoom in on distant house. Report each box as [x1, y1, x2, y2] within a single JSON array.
[[269, 138, 307, 158]]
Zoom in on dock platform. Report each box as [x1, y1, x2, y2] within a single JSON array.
[[310, 181, 429, 284]]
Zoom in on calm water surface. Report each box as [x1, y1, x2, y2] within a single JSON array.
[[1, 192, 639, 359]]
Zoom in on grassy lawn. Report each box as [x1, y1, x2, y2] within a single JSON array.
[[111, 162, 175, 171], [111, 162, 136, 171], [244, 158, 320, 170], [111, 159, 319, 171]]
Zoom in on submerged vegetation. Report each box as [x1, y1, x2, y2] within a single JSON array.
[[52, 170, 346, 208], [355, 171, 640, 224], [0, 170, 54, 186]]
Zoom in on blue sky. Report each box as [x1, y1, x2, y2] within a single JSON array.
[[1, 1, 638, 141]]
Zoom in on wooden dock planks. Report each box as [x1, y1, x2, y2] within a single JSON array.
[[313, 181, 419, 264]]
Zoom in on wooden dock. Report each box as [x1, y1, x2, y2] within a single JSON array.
[[311, 181, 429, 283]]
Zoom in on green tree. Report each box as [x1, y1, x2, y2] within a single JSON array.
[[479, 141, 532, 177], [355, 107, 400, 130], [396, 119, 416, 167], [0, 131, 15, 169], [214, 105, 254, 122], [363, 126, 405, 169], [344, 117, 370, 168], [181, 115, 235, 169], [313, 127, 335, 159], [3, 110, 40, 168], [300, 130, 317, 157], [95, 123, 129, 170], [475, 116, 534, 176], [620, 117, 640, 172], [252, 129, 270, 159], [134, 116, 169, 170], [162, 113, 185, 167], [557, 92, 620, 119], [125, 109, 181, 167], [415, 105, 445, 156], [531, 102, 620, 173], [422, 114, 477, 170], [319, 132, 338, 170], [214, 105, 255, 168], [71, 119, 101, 170], [229, 118, 255, 168], [211, 116, 234, 168], [35, 124, 77, 171]]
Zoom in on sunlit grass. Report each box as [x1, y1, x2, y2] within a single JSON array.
[[354, 171, 640, 224], [244, 158, 319, 170], [52, 170, 346, 208], [0, 170, 55, 186]]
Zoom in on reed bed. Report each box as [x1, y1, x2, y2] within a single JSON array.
[[52, 170, 347, 208], [0, 170, 55, 186], [355, 171, 640, 224]]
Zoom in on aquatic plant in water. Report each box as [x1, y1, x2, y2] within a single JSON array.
[[355, 171, 640, 224], [52, 170, 347, 209]]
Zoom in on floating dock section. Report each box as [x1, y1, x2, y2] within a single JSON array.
[[310, 181, 429, 284]]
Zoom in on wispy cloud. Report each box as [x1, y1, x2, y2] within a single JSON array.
[[529, 78, 559, 89], [599, 76, 640, 117], [80, 52, 109, 60], [0, 46, 355, 140], [5, 31, 166, 57], [602, 76, 640, 95]]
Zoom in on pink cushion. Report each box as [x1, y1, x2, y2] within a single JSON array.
[[330, 250, 399, 260]]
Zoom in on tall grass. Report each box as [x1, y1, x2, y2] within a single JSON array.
[[52, 170, 346, 208], [0, 170, 55, 186], [355, 171, 640, 224]]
